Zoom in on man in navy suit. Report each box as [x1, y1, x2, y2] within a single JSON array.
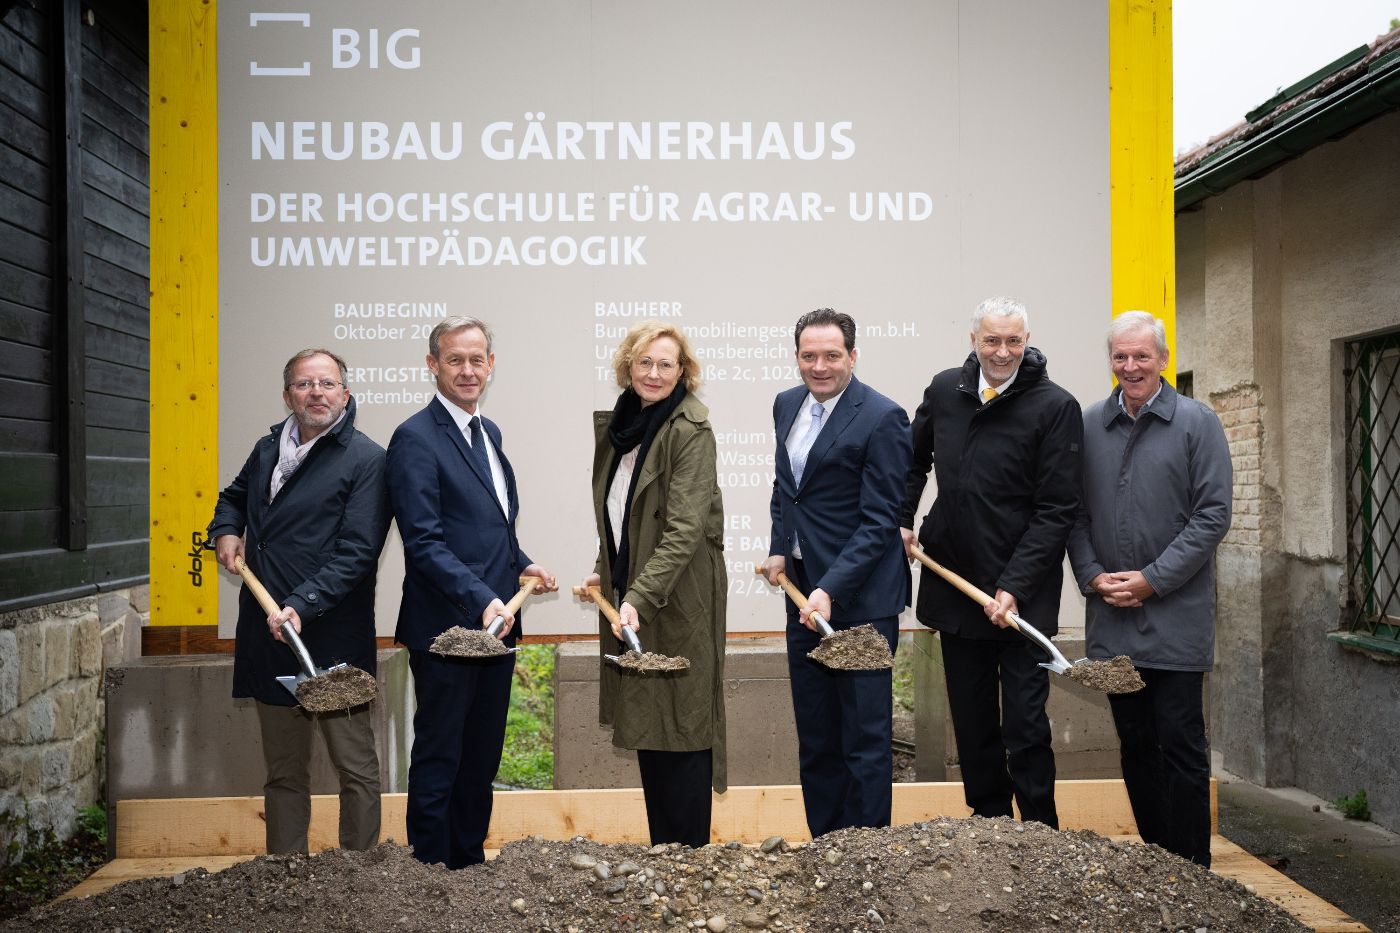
[[387, 317, 557, 869], [760, 308, 912, 837]]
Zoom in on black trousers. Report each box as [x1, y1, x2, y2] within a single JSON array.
[[940, 631, 1058, 828], [637, 748, 713, 848], [406, 648, 515, 869], [1108, 667, 1211, 867]]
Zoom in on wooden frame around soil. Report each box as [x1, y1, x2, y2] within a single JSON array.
[[62, 781, 1366, 931]]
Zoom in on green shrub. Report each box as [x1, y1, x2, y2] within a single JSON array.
[[499, 645, 555, 789], [1334, 789, 1371, 821]]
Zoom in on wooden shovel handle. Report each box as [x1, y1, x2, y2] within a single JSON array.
[[908, 545, 1021, 632], [506, 576, 541, 614], [752, 567, 809, 611], [233, 555, 281, 616], [572, 584, 622, 626]]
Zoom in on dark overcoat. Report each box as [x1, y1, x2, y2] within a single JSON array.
[[899, 349, 1082, 638], [208, 397, 391, 705]]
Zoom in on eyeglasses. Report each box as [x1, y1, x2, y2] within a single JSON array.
[[287, 379, 344, 392], [633, 357, 678, 375]]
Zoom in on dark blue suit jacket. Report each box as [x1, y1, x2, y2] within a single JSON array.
[[768, 376, 912, 620], [386, 397, 532, 651]]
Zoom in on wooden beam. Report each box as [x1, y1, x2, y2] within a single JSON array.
[[149, 0, 220, 625], [1108, 0, 1177, 380], [115, 780, 1167, 858], [51, 0, 87, 550]]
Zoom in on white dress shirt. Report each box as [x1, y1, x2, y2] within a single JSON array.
[[435, 391, 509, 514], [783, 387, 846, 558], [606, 447, 640, 550], [977, 365, 1019, 403]]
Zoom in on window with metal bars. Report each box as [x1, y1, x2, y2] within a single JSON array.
[[1344, 331, 1400, 639]]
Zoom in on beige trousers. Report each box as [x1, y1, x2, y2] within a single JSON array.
[[255, 699, 381, 854]]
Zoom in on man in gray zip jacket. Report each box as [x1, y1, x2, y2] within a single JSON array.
[[1066, 311, 1232, 867]]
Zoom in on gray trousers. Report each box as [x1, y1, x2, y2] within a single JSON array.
[[255, 700, 381, 854]]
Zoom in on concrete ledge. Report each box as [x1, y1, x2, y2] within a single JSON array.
[[104, 648, 413, 850], [553, 637, 800, 788]]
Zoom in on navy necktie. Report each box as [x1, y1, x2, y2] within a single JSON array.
[[467, 415, 491, 477]]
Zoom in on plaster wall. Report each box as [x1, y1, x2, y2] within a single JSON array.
[[1174, 110, 1400, 831]]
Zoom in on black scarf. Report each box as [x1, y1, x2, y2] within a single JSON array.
[[604, 384, 687, 595]]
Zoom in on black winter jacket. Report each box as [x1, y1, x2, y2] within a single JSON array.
[[899, 349, 1082, 639], [208, 397, 391, 705]]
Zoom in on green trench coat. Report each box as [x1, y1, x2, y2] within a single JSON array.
[[591, 393, 728, 792]]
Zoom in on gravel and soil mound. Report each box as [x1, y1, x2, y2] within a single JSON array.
[[6, 816, 1307, 932]]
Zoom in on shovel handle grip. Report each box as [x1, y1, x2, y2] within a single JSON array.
[[908, 546, 1021, 633], [572, 585, 645, 653], [486, 576, 543, 638], [753, 567, 835, 637]]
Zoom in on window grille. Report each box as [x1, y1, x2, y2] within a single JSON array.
[[1344, 332, 1400, 638]]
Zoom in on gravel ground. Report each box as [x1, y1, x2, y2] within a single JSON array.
[[6, 817, 1308, 932]]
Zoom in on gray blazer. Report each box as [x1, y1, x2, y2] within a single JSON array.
[[1066, 381, 1232, 671]]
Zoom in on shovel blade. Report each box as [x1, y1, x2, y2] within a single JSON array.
[[1038, 661, 1072, 676], [276, 673, 306, 699]]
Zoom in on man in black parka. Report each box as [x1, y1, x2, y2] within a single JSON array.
[[208, 348, 391, 854], [899, 297, 1082, 828]]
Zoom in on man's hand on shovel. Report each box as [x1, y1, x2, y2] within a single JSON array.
[[984, 590, 1019, 629], [486, 564, 558, 639], [267, 605, 302, 643]]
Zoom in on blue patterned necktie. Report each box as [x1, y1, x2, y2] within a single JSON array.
[[790, 402, 826, 486]]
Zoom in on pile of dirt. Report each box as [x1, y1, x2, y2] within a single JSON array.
[[431, 626, 514, 658], [1066, 656, 1146, 695], [295, 666, 378, 712], [616, 650, 691, 672], [807, 624, 894, 671], [8, 817, 1307, 932]]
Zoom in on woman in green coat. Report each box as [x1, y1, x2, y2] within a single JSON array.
[[579, 320, 727, 848]]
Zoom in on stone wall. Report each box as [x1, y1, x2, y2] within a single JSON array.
[[0, 586, 146, 863], [1175, 110, 1400, 831]]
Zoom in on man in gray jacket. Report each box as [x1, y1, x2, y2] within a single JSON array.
[[1067, 311, 1231, 867]]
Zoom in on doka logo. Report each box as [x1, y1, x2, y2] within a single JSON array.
[[188, 531, 207, 587]]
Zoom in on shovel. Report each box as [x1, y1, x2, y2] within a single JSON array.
[[233, 555, 354, 701], [754, 567, 894, 671], [430, 576, 542, 657], [485, 576, 544, 650], [908, 545, 1081, 675], [908, 545, 1145, 693], [573, 585, 689, 670]]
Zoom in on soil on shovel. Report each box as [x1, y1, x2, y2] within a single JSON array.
[[431, 626, 513, 658], [295, 665, 378, 713], [807, 623, 895, 671], [616, 650, 691, 672], [10, 816, 1308, 933], [1066, 655, 1146, 695]]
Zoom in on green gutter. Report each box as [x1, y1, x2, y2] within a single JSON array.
[[1175, 47, 1400, 212]]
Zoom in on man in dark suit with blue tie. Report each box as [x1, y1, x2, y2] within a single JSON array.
[[387, 317, 557, 869], [760, 308, 912, 837]]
